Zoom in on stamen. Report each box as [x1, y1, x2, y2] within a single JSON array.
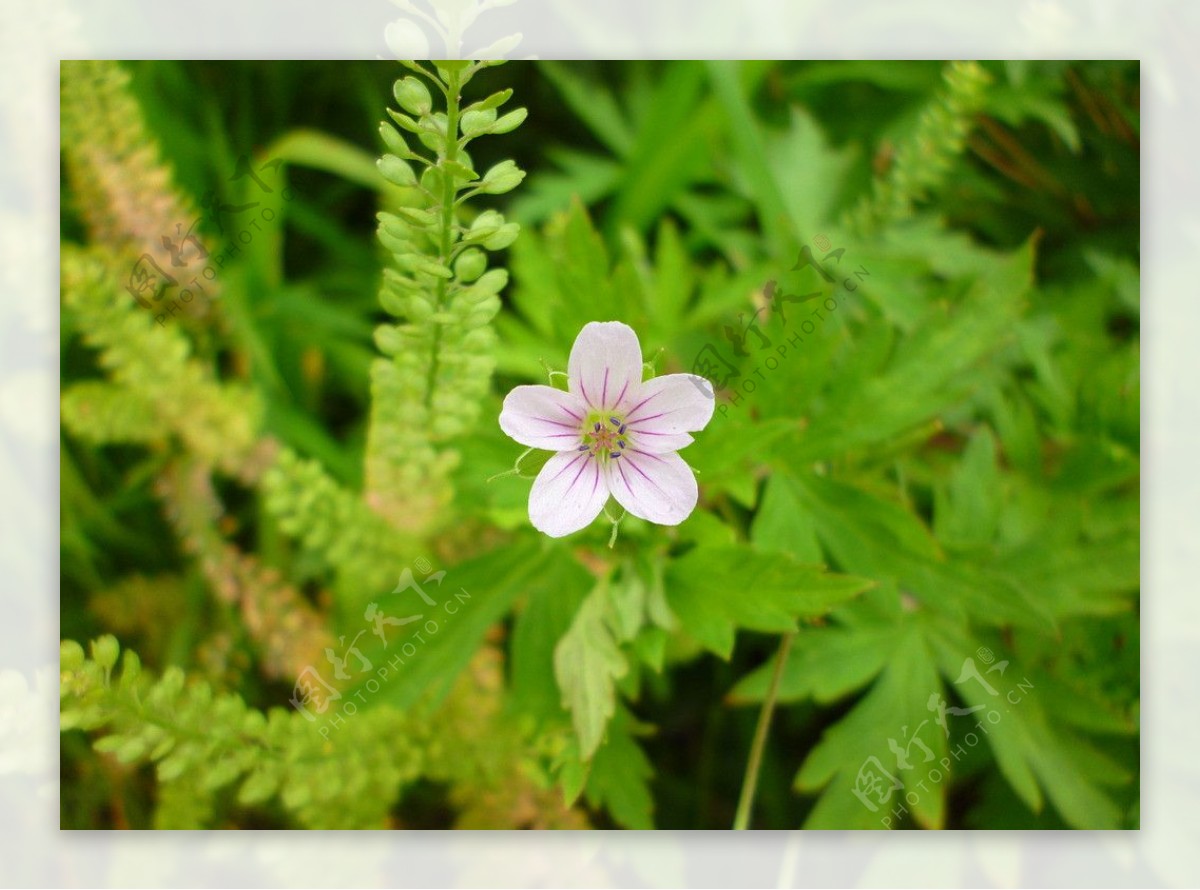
[[610, 451, 621, 459], [593, 422, 602, 432], [577, 444, 589, 451], [618, 424, 626, 434], [609, 416, 621, 427], [617, 440, 625, 448]]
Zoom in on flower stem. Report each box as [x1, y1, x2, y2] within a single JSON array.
[[424, 66, 461, 410], [733, 631, 794, 830]]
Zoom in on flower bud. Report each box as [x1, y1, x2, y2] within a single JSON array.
[[393, 76, 432, 116]]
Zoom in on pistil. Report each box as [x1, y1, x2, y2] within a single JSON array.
[[581, 412, 631, 462]]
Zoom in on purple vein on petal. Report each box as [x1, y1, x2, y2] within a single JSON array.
[[536, 416, 582, 430], [624, 450, 671, 498], [565, 451, 592, 494], [613, 380, 630, 409], [630, 449, 669, 463], [548, 452, 586, 484], [624, 389, 662, 421], [601, 367, 609, 407], [626, 411, 668, 428], [615, 460, 642, 510], [588, 460, 602, 498]]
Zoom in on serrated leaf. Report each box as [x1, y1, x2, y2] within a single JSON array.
[[796, 621, 947, 829], [729, 622, 895, 705], [790, 235, 1037, 462], [581, 705, 654, 829], [791, 472, 1057, 631], [933, 427, 1002, 550], [554, 584, 628, 760], [664, 545, 872, 659], [751, 472, 823, 563], [923, 619, 1127, 829]]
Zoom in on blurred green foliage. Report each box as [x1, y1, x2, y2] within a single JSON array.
[[60, 59, 1138, 829]]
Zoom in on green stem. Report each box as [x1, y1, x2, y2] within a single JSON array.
[[424, 67, 461, 409], [733, 631, 794, 830]]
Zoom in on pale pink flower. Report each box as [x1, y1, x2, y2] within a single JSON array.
[[499, 321, 714, 537]]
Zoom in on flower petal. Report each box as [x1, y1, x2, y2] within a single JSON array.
[[621, 373, 715, 438], [605, 449, 698, 526], [631, 431, 694, 454], [568, 321, 644, 412], [499, 384, 587, 450], [529, 450, 610, 537]]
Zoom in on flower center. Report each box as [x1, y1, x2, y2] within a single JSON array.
[[579, 411, 630, 462]]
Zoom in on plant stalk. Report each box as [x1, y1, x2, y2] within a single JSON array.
[[733, 631, 795, 830], [424, 66, 461, 409]]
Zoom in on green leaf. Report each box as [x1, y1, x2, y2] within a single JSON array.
[[933, 427, 1002, 551], [647, 218, 693, 328], [265, 128, 388, 192], [610, 61, 716, 231], [796, 621, 948, 829], [554, 582, 629, 760], [581, 705, 654, 829], [791, 235, 1037, 461], [729, 621, 895, 705], [792, 472, 1057, 631], [538, 61, 634, 156], [1000, 531, 1138, 619], [510, 551, 593, 720], [238, 767, 282, 806], [923, 619, 1128, 829], [664, 545, 872, 659], [340, 541, 545, 710], [751, 472, 822, 563], [707, 61, 794, 258], [687, 416, 797, 505]]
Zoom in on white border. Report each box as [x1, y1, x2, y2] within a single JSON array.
[[1, 0, 1187, 886]]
